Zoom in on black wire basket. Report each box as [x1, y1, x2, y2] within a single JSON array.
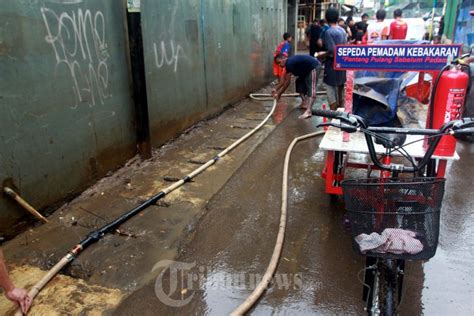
[[342, 177, 445, 260]]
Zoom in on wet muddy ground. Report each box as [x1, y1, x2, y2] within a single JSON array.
[[2, 85, 474, 315], [115, 107, 474, 315], [0, 85, 296, 314]]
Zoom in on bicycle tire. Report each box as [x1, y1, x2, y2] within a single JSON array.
[[377, 259, 398, 316], [365, 259, 401, 316]]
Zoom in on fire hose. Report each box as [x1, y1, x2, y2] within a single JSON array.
[[231, 129, 325, 316], [17, 93, 299, 314]]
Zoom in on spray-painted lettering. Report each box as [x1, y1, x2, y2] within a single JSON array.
[[41, 6, 110, 108], [153, 40, 187, 73]]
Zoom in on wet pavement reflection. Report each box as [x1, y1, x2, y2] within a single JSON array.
[[115, 102, 474, 315]]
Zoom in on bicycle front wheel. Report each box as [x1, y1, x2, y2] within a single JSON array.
[[376, 259, 401, 316]]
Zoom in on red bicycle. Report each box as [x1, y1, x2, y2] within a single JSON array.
[[313, 108, 474, 315]]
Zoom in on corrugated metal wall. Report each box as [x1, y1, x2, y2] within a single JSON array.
[[0, 0, 286, 235], [142, 0, 285, 144], [0, 0, 136, 234]]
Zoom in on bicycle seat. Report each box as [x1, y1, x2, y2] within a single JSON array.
[[375, 133, 407, 149]]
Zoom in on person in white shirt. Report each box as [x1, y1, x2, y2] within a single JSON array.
[[366, 9, 389, 43]]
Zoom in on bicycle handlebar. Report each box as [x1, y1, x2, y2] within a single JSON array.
[[455, 128, 474, 135], [312, 109, 347, 120], [313, 108, 474, 173], [313, 109, 364, 128]]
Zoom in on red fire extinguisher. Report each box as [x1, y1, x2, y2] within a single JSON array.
[[430, 66, 469, 156]]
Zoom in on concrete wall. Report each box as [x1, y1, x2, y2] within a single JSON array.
[[0, 0, 285, 236]]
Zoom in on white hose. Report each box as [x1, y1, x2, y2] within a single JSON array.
[[15, 93, 300, 315], [249, 92, 324, 101], [249, 93, 300, 101], [230, 130, 325, 316]]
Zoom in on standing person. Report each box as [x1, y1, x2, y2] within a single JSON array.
[[320, 19, 330, 32], [272, 32, 292, 83], [318, 19, 330, 50], [366, 9, 389, 42], [360, 13, 370, 43], [389, 9, 408, 40], [338, 18, 352, 40], [354, 21, 367, 44], [273, 54, 321, 119], [361, 13, 369, 28], [361, 13, 369, 23], [315, 8, 347, 111], [438, 15, 445, 38], [346, 16, 356, 41], [0, 249, 31, 313], [306, 20, 322, 57]]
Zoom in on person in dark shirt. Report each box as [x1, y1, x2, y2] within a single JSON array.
[[306, 20, 322, 57], [315, 8, 347, 110], [354, 21, 367, 44], [438, 15, 445, 38], [319, 19, 330, 48], [273, 54, 321, 119], [346, 16, 356, 41], [361, 13, 369, 25], [360, 13, 369, 41]]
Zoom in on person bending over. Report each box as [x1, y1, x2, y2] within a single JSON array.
[[273, 54, 321, 119]]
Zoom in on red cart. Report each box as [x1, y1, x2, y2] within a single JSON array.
[[319, 42, 466, 196]]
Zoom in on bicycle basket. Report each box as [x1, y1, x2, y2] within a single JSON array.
[[342, 178, 445, 260]]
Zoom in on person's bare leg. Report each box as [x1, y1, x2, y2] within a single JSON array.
[[301, 69, 318, 119], [299, 96, 316, 119], [300, 95, 309, 109], [326, 84, 338, 111]]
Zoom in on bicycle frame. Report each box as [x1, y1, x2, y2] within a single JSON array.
[[319, 115, 474, 195], [315, 109, 474, 315]]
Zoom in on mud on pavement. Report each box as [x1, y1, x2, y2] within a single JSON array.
[[114, 106, 474, 315], [0, 85, 300, 314]]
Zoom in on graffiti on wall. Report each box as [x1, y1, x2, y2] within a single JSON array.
[[153, 40, 186, 73], [151, 1, 191, 73], [41, 4, 111, 108]]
